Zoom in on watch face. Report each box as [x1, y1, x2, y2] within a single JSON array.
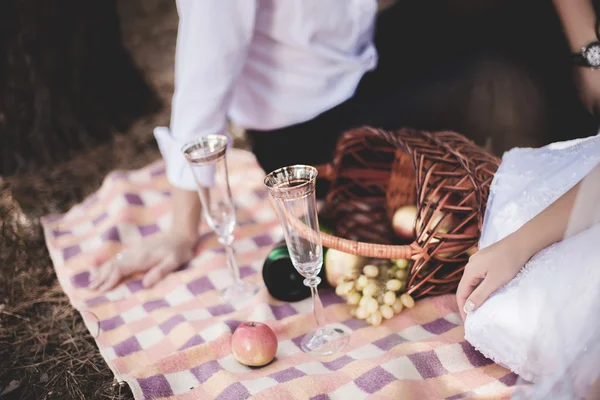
[[584, 43, 600, 68]]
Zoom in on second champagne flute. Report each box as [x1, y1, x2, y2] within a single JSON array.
[[182, 135, 259, 302], [265, 165, 350, 355]]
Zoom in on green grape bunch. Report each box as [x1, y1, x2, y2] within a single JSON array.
[[335, 258, 415, 326]]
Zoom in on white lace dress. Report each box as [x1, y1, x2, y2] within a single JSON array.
[[464, 133, 600, 399]]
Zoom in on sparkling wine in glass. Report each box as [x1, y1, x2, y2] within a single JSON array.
[[182, 135, 259, 302], [265, 165, 350, 355]]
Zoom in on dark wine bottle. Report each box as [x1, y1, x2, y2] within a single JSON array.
[[262, 222, 334, 302]]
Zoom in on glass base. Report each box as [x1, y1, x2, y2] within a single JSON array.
[[300, 325, 350, 356], [221, 281, 260, 303]]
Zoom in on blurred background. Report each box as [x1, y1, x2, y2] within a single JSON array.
[[0, 0, 597, 398]]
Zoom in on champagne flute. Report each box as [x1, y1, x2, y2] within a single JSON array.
[[265, 165, 349, 355], [182, 135, 259, 302]]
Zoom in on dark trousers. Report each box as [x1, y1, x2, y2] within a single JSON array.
[[247, 0, 597, 177]]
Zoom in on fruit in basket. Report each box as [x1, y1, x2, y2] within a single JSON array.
[[392, 203, 455, 242], [324, 248, 367, 287], [346, 292, 361, 305], [392, 205, 417, 239], [355, 274, 369, 290], [367, 311, 383, 326], [392, 298, 404, 313], [336, 258, 415, 326], [400, 293, 415, 308], [363, 264, 379, 278], [363, 282, 378, 297], [356, 306, 369, 319], [417, 211, 454, 243], [359, 295, 371, 307], [366, 297, 379, 314], [435, 223, 480, 259], [394, 269, 407, 280], [231, 322, 278, 367], [386, 279, 402, 291], [394, 258, 409, 269], [380, 305, 394, 319], [383, 291, 396, 305], [335, 281, 354, 297]]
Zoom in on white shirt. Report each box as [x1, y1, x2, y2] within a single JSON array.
[[155, 0, 379, 190]]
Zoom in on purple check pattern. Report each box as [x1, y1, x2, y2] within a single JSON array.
[[41, 150, 520, 399]]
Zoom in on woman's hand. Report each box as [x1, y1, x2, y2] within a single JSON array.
[[456, 163, 596, 320], [89, 232, 197, 292], [456, 234, 531, 320], [574, 67, 600, 116]]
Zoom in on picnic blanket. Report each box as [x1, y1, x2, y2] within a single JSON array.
[[41, 149, 519, 400]]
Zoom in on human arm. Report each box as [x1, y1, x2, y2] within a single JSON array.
[[456, 162, 600, 320], [90, 0, 256, 291], [553, 0, 600, 114]]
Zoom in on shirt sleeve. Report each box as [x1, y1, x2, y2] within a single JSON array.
[[155, 0, 257, 191]]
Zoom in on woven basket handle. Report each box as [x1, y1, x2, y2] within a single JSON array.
[[278, 201, 416, 260], [315, 163, 335, 182], [319, 230, 416, 259], [298, 126, 501, 298], [312, 131, 416, 260]]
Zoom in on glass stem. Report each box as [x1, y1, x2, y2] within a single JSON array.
[[306, 277, 326, 329], [221, 235, 242, 284]]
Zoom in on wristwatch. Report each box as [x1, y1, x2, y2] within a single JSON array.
[[572, 20, 600, 69], [572, 42, 600, 69]]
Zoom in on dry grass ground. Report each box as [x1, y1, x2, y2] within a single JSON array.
[[0, 1, 178, 398], [0, 0, 592, 398], [0, 1, 251, 397]]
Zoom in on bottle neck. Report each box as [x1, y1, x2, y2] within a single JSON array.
[[266, 239, 290, 261]]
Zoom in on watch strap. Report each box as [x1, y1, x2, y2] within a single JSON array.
[[572, 41, 600, 68], [573, 52, 589, 66]]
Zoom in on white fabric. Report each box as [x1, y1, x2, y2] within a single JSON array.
[[155, 0, 379, 190], [465, 133, 600, 398]]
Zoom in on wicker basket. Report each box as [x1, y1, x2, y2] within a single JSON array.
[[316, 127, 500, 298]]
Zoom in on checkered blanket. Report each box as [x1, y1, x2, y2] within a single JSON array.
[[41, 149, 518, 399]]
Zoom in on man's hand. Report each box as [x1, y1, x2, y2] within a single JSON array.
[[89, 232, 197, 292], [553, 0, 599, 115], [88, 185, 204, 292]]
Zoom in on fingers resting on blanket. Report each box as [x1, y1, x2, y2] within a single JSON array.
[[89, 233, 198, 292]]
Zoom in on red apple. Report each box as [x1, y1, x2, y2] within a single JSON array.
[[231, 322, 278, 367], [392, 205, 417, 239]]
